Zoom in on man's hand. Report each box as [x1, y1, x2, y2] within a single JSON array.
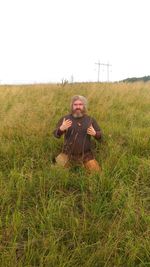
[[60, 118, 72, 131], [87, 124, 96, 136]]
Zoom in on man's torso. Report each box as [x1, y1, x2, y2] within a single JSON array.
[[62, 114, 94, 159]]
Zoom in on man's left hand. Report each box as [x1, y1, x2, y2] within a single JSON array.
[[87, 125, 96, 136]]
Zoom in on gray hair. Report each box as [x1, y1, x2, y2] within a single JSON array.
[[70, 95, 88, 112]]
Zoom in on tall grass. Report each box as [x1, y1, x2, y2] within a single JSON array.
[[0, 82, 150, 266]]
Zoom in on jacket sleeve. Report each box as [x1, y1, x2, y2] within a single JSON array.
[[91, 117, 103, 141], [53, 116, 65, 138]]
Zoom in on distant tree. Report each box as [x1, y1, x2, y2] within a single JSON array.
[[61, 78, 68, 86], [121, 75, 150, 83]]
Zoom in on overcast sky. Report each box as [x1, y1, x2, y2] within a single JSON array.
[[0, 0, 150, 84]]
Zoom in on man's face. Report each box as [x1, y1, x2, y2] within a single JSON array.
[[72, 100, 85, 117]]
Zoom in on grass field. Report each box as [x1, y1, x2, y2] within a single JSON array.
[[0, 82, 150, 267]]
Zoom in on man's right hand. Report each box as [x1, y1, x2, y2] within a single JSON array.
[[59, 118, 72, 131]]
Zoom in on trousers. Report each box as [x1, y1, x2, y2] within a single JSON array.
[[55, 153, 101, 173]]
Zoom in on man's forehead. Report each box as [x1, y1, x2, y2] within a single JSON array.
[[73, 100, 84, 104]]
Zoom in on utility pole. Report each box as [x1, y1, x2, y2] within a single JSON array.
[[70, 74, 74, 84], [106, 62, 112, 82], [95, 60, 101, 82], [95, 60, 112, 82]]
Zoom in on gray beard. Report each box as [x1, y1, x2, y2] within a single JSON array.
[[72, 113, 84, 118], [72, 108, 86, 118]]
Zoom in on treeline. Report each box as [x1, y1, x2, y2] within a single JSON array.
[[121, 75, 150, 83]]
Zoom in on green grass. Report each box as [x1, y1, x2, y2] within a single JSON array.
[[0, 82, 150, 266]]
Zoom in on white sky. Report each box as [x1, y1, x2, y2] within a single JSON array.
[[0, 0, 150, 84]]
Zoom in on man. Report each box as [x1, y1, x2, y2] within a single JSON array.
[[53, 95, 102, 172]]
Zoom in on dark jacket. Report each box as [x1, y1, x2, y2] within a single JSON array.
[[53, 113, 102, 161]]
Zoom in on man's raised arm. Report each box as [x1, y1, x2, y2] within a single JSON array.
[[91, 117, 103, 141], [53, 117, 65, 138], [53, 116, 72, 138]]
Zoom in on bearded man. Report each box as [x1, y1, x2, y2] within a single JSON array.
[[53, 95, 102, 172]]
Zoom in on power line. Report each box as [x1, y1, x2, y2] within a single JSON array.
[[95, 60, 112, 82]]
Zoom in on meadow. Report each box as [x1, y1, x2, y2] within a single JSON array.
[[0, 82, 150, 267]]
